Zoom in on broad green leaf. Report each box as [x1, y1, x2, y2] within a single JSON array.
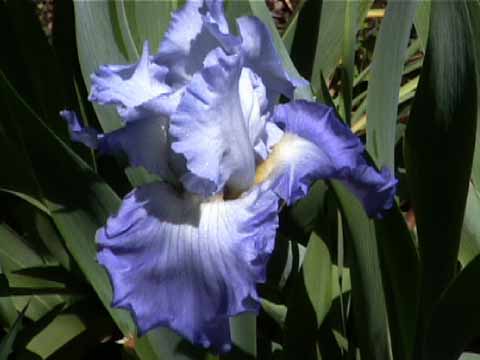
[[281, 11, 299, 53], [229, 314, 256, 357], [124, 0, 182, 54], [0, 225, 45, 271], [339, 0, 362, 125], [460, 354, 480, 360], [5, 266, 81, 295], [24, 300, 114, 359], [74, 1, 129, 133], [468, 0, 480, 188], [260, 299, 287, 327], [303, 234, 332, 326], [26, 312, 86, 359], [331, 265, 351, 300], [114, 1, 140, 61], [311, 1, 346, 86], [473, 101, 480, 189], [290, 181, 328, 233], [375, 206, 419, 360], [404, 1, 477, 345], [460, 0, 480, 267], [34, 211, 72, 271], [0, 224, 66, 321], [288, 0, 321, 80], [0, 304, 27, 360], [0, 269, 17, 329], [333, 182, 391, 360], [311, 0, 372, 89], [366, 0, 418, 168], [0, 191, 49, 216], [459, 184, 480, 265], [423, 256, 480, 360], [414, 1, 431, 50], [284, 233, 332, 358], [1, 192, 71, 271]]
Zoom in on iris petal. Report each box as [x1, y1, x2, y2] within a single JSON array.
[[170, 48, 257, 197], [155, 0, 240, 87], [60, 110, 100, 149], [239, 67, 283, 161], [237, 16, 308, 105], [60, 111, 174, 180], [97, 182, 279, 351], [89, 42, 171, 123], [259, 100, 396, 218]]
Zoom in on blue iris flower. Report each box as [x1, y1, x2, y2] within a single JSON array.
[[61, 0, 396, 352]]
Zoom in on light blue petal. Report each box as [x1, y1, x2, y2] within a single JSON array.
[[169, 48, 257, 197], [258, 101, 396, 218], [89, 42, 171, 122], [155, 0, 240, 87], [239, 68, 283, 162], [60, 111, 173, 180], [263, 121, 284, 158], [121, 87, 184, 122], [97, 182, 279, 351], [237, 16, 308, 104]]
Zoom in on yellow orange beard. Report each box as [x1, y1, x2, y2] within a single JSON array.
[[255, 133, 299, 185], [254, 158, 275, 185]]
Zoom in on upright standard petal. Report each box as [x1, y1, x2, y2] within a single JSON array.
[[239, 67, 283, 162], [169, 48, 256, 197], [89, 42, 170, 122], [237, 16, 308, 104], [60, 111, 174, 180], [97, 182, 279, 351], [256, 101, 396, 218], [156, 0, 240, 87]]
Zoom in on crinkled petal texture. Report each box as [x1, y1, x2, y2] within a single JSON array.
[[239, 68, 283, 162], [259, 100, 396, 218], [156, 0, 240, 87], [97, 182, 279, 351], [60, 111, 174, 180], [89, 42, 173, 122], [154, 1, 304, 106], [236, 16, 308, 105], [170, 48, 258, 197]]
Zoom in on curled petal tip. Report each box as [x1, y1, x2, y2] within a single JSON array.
[[89, 44, 170, 121], [365, 166, 398, 219], [261, 100, 396, 217], [237, 16, 307, 102], [60, 110, 100, 149]]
